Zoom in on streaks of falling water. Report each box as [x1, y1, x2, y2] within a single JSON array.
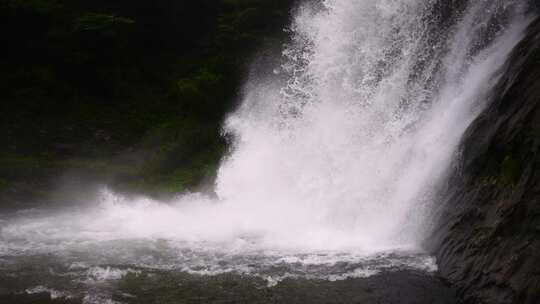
[[215, 0, 531, 249]]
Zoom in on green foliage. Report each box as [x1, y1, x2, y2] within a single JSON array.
[[75, 13, 134, 32], [4, 0, 62, 13], [217, 0, 291, 51], [175, 70, 222, 104], [0, 0, 293, 198], [500, 155, 522, 186]]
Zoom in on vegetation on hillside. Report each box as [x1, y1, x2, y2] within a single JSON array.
[[0, 0, 294, 204]]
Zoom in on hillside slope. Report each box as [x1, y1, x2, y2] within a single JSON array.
[[0, 0, 294, 206]]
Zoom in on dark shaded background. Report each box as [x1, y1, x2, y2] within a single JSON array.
[[0, 0, 295, 206]]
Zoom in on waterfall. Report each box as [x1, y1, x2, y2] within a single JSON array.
[[0, 0, 533, 278], [213, 0, 530, 250]]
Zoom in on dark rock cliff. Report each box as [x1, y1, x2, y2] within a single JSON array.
[[428, 16, 540, 304]]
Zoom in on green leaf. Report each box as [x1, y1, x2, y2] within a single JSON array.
[[75, 14, 135, 32]]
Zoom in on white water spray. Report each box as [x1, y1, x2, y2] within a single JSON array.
[[0, 0, 532, 275], [213, 0, 530, 250]]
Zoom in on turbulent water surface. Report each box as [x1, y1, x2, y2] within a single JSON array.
[[0, 0, 533, 303]]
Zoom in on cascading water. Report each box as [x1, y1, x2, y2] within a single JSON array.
[[215, 0, 531, 250], [0, 0, 533, 300]]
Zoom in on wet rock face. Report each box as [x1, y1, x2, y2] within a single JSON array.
[[428, 16, 540, 304]]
